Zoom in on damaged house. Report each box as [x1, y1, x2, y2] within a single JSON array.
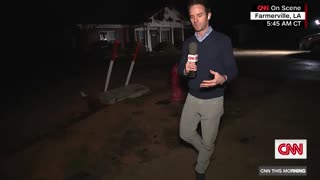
[[77, 6, 192, 52]]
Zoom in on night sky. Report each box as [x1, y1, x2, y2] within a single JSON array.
[[1, 0, 319, 111], [11, 0, 317, 71], [6, 0, 320, 78], [43, 0, 319, 53], [47, 0, 319, 26], [6, 0, 319, 61], [46, 0, 250, 25]]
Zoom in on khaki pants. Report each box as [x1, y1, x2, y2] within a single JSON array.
[[179, 93, 224, 173]]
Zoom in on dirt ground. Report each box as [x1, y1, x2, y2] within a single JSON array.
[[1, 51, 319, 180]]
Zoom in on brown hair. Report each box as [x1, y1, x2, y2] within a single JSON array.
[[188, 0, 211, 14]]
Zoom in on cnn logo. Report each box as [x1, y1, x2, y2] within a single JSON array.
[[275, 139, 307, 159]]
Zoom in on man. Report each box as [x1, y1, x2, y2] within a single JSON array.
[[178, 0, 238, 180]]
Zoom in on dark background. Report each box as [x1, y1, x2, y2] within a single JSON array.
[[1, 0, 319, 112]]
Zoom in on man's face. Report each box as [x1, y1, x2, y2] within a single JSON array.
[[189, 4, 211, 33]]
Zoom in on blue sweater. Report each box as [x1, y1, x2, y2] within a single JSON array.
[[178, 30, 238, 99]]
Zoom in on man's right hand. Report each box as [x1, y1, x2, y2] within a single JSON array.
[[184, 62, 197, 74]]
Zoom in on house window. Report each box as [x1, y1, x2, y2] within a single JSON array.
[[174, 28, 182, 41], [136, 30, 145, 42], [99, 31, 118, 42], [161, 30, 170, 42]]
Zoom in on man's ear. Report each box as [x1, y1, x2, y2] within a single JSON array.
[[208, 12, 212, 20]]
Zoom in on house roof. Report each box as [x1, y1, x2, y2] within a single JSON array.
[[145, 6, 190, 26]]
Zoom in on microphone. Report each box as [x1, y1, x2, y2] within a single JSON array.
[[187, 42, 198, 78]]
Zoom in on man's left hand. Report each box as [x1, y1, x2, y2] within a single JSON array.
[[200, 70, 226, 88]]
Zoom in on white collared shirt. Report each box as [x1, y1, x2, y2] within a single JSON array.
[[195, 26, 213, 42]]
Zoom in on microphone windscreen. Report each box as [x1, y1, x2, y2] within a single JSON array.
[[188, 42, 198, 55]]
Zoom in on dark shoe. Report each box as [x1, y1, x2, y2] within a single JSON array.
[[195, 171, 205, 180]]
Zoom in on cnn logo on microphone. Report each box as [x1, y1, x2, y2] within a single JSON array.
[[275, 139, 307, 159]]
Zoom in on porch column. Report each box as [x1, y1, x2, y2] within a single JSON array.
[[159, 27, 162, 43], [121, 29, 125, 48], [181, 26, 185, 41], [171, 26, 174, 45], [126, 28, 129, 44], [147, 25, 152, 52], [144, 26, 148, 49], [134, 29, 137, 41]]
